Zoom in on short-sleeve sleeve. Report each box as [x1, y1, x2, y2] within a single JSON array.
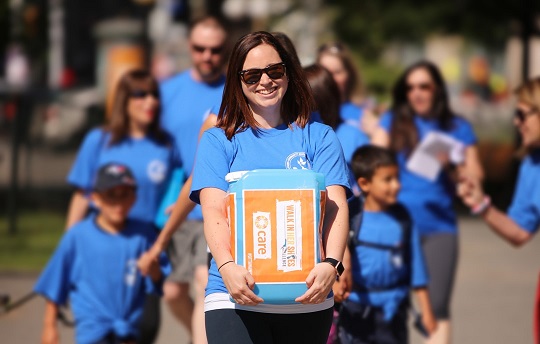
[[190, 128, 232, 204], [452, 116, 477, 146], [66, 128, 106, 191], [378, 111, 393, 133], [33, 231, 76, 305], [309, 125, 351, 191], [508, 158, 540, 233]]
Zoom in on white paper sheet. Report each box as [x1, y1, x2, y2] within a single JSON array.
[[406, 132, 465, 181]]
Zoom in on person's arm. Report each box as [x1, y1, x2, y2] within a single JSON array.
[[413, 287, 437, 335], [458, 176, 532, 247], [370, 127, 390, 148], [332, 245, 352, 303], [64, 190, 89, 230], [296, 185, 349, 304], [201, 187, 263, 305], [458, 145, 484, 181], [41, 300, 60, 344], [138, 114, 219, 275]]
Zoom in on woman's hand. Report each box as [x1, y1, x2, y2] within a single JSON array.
[[219, 263, 263, 305], [295, 262, 337, 304], [457, 175, 485, 209]]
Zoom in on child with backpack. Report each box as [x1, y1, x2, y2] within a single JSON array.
[[337, 145, 437, 343], [34, 163, 169, 344]]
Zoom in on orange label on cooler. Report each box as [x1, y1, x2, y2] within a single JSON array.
[[239, 189, 319, 283]]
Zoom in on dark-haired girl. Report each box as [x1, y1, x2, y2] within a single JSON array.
[[372, 61, 483, 344]]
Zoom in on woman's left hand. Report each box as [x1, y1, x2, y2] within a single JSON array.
[[295, 262, 337, 304]]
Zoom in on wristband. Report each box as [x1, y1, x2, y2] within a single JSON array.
[[218, 260, 234, 272], [471, 196, 491, 215]]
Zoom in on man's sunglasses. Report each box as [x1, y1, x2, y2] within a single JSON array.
[[130, 90, 158, 99], [515, 108, 539, 122], [192, 44, 224, 55], [239, 62, 286, 85], [406, 83, 433, 92]]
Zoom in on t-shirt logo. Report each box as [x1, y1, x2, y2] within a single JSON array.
[[125, 259, 137, 286], [147, 160, 167, 183], [285, 152, 311, 170]]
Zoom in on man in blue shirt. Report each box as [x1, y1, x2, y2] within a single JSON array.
[[159, 15, 228, 344], [35, 163, 167, 344]]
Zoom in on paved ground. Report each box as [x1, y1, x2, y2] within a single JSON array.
[[1, 217, 538, 343]]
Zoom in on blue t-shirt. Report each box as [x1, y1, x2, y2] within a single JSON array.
[[34, 216, 169, 344], [340, 101, 365, 122], [508, 150, 540, 233], [160, 70, 225, 220], [335, 121, 370, 164], [379, 112, 477, 235], [190, 121, 351, 304], [67, 128, 181, 225], [348, 207, 428, 320]]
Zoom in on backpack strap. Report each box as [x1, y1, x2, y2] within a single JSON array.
[[347, 195, 364, 250]]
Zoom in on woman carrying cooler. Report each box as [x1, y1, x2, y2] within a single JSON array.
[[189, 31, 350, 344], [371, 61, 483, 344]]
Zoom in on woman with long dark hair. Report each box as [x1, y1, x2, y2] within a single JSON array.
[[65, 69, 181, 343], [372, 61, 483, 344], [190, 31, 350, 344]]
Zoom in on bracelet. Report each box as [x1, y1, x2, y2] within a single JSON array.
[[471, 196, 491, 215], [218, 260, 234, 272]]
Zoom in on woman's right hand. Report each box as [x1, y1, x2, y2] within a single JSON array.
[[219, 263, 263, 305]]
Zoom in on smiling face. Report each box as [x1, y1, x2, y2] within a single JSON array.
[[127, 90, 159, 130], [515, 102, 540, 149], [240, 43, 288, 120], [406, 67, 436, 116]]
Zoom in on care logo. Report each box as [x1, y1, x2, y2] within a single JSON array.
[[253, 212, 271, 260], [285, 152, 311, 170], [255, 215, 269, 230], [147, 160, 167, 183]]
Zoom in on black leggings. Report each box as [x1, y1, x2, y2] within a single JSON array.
[[205, 308, 333, 344], [137, 294, 161, 344]]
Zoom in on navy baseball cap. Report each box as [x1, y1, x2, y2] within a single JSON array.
[[93, 163, 137, 192]]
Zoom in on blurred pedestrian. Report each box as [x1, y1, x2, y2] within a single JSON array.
[[36, 163, 168, 344], [158, 15, 228, 344], [458, 77, 540, 343], [371, 60, 483, 344], [317, 42, 378, 140], [65, 69, 180, 343], [190, 31, 350, 344]]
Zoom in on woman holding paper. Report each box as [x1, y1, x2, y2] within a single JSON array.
[[371, 61, 483, 344], [458, 77, 540, 343], [189, 32, 351, 343]]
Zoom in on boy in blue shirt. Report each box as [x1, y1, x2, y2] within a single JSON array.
[[35, 163, 168, 344], [337, 145, 437, 344]]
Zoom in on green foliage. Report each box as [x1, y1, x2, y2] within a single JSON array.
[[0, 212, 65, 272]]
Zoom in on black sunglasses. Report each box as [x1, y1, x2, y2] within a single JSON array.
[[239, 62, 286, 85], [130, 90, 158, 99], [192, 44, 224, 55], [515, 108, 539, 122]]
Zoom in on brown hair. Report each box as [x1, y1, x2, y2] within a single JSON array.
[[217, 31, 314, 140], [303, 64, 341, 130], [389, 61, 453, 155], [515, 77, 540, 110], [317, 42, 361, 102], [107, 69, 168, 145]]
